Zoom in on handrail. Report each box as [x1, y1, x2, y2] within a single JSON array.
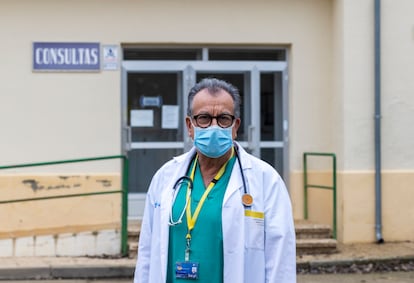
[[303, 152, 337, 239], [0, 155, 129, 256]]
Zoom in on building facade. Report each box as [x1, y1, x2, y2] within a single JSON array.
[[1, 0, 413, 256]]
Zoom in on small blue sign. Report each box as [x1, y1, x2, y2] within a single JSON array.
[[140, 96, 163, 108], [33, 42, 100, 71]]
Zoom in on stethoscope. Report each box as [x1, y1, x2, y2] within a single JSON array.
[[169, 145, 252, 226]]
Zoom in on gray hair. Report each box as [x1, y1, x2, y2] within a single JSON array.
[[187, 78, 241, 118]]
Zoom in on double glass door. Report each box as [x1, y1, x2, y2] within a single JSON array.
[[121, 61, 288, 218]]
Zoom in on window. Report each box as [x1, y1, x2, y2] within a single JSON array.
[[123, 47, 286, 61]]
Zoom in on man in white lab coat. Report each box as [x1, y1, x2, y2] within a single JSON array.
[[134, 78, 296, 283]]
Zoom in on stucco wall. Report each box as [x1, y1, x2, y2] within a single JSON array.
[[326, 0, 414, 242], [1, 0, 413, 245], [0, 0, 334, 238], [0, 0, 333, 171], [382, 0, 414, 169], [0, 174, 121, 238], [291, 170, 414, 243], [332, 0, 414, 170]]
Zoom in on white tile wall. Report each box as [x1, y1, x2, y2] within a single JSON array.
[[56, 233, 78, 256], [15, 237, 34, 256], [0, 229, 121, 257], [0, 238, 13, 256], [34, 235, 55, 256], [96, 229, 121, 255], [75, 231, 97, 256]]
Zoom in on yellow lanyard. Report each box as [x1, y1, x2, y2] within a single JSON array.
[[185, 148, 234, 240]]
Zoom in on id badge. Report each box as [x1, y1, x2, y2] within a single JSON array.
[[175, 262, 199, 280]]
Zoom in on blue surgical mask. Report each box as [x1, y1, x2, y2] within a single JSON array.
[[193, 125, 233, 158]]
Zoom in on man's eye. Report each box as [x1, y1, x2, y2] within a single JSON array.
[[219, 116, 231, 121], [198, 115, 211, 121]]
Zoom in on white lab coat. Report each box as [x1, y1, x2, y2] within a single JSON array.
[[134, 143, 296, 283]]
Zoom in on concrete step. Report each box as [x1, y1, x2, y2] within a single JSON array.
[[128, 242, 138, 259], [127, 220, 338, 258], [296, 238, 338, 255], [127, 220, 141, 259], [295, 221, 332, 239], [295, 220, 337, 255]]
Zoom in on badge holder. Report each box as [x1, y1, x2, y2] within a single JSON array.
[[175, 262, 199, 280], [175, 236, 199, 280]]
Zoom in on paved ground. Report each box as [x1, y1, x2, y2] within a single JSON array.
[[297, 241, 414, 274], [298, 241, 414, 263], [0, 241, 413, 280], [0, 281, 130, 283], [1, 273, 414, 283], [299, 271, 414, 283]]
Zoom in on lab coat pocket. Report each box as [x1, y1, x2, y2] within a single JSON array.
[[244, 210, 265, 250]]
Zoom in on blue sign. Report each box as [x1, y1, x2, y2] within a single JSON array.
[[33, 42, 100, 71]]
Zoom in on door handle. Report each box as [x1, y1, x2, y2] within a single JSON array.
[[247, 125, 254, 150], [125, 126, 132, 152]]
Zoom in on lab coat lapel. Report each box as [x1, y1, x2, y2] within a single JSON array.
[[159, 173, 176, 280], [223, 143, 252, 205], [159, 148, 197, 280]]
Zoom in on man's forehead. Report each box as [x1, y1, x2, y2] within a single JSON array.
[[195, 88, 231, 97]]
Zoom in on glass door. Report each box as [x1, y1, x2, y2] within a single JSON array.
[[121, 62, 191, 218], [126, 72, 184, 193]]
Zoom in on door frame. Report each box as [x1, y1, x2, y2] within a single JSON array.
[[121, 60, 289, 218]]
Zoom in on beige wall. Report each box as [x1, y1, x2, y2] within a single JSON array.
[[325, 0, 414, 243], [332, 0, 375, 170], [1, 0, 413, 244], [332, 0, 414, 170], [338, 171, 414, 243], [0, 174, 121, 238], [0, 0, 333, 171], [291, 170, 414, 243], [382, 0, 414, 169]]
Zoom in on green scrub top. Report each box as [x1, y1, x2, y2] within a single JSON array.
[[167, 154, 236, 283]]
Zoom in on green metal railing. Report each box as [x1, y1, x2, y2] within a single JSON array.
[[303, 152, 337, 239], [0, 155, 129, 256]]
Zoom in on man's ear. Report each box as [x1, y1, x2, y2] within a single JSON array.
[[185, 117, 194, 138]]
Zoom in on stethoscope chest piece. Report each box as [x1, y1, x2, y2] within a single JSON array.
[[242, 193, 253, 207]]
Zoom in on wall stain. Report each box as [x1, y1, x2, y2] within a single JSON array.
[[22, 179, 42, 192], [21, 176, 110, 192], [22, 179, 84, 192], [96, 179, 112, 187]]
